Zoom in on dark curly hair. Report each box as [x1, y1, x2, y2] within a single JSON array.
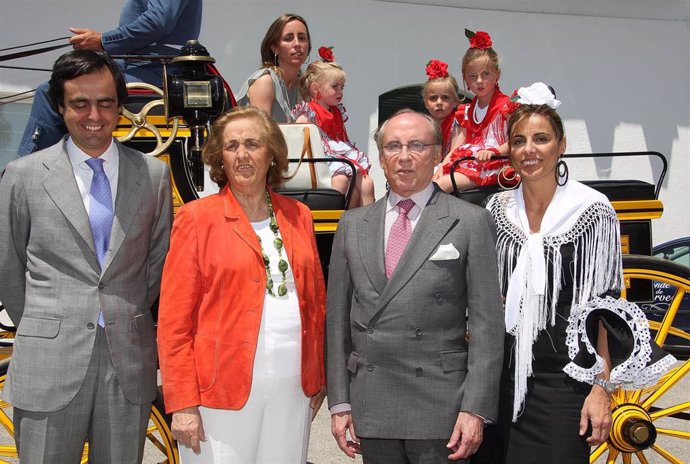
[[202, 106, 289, 189]]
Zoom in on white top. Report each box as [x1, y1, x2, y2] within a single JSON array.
[[251, 218, 302, 379]]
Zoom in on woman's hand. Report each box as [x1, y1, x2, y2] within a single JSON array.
[[310, 387, 327, 421], [580, 385, 612, 446], [172, 406, 206, 455]]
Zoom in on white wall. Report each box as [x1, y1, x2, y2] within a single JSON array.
[[1, 0, 688, 244]]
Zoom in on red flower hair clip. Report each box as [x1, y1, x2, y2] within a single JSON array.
[[465, 29, 493, 50], [318, 46, 335, 62], [425, 59, 449, 80]]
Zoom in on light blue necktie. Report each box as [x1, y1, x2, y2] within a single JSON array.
[[85, 158, 113, 327]]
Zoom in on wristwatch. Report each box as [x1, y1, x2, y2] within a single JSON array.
[[593, 377, 618, 394]]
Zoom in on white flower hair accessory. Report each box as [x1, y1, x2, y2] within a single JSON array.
[[514, 82, 561, 109]]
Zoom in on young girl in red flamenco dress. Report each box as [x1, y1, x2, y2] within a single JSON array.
[[433, 30, 516, 192], [292, 46, 374, 207], [422, 59, 465, 157]]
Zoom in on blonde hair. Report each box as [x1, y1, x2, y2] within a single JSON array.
[[461, 47, 500, 79], [300, 60, 347, 98], [203, 106, 289, 189], [421, 75, 461, 100]]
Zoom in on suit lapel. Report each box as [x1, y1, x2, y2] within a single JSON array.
[[102, 143, 145, 273], [41, 143, 99, 269], [223, 186, 263, 259], [375, 189, 456, 315], [359, 197, 387, 296]]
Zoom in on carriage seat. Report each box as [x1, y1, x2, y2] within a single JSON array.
[[581, 180, 656, 201], [451, 185, 503, 207], [275, 123, 349, 210]]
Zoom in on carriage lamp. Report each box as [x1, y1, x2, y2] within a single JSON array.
[[166, 40, 226, 191]]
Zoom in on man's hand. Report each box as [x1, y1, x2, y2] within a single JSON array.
[[171, 406, 206, 455], [310, 387, 327, 421], [446, 411, 483, 460], [331, 411, 360, 458], [580, 385, 612, 446], [69, 27, 104, 51]]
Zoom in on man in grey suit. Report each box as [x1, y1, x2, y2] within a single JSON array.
[[327, 109, 504, 463], [0, 50, 172, 463]]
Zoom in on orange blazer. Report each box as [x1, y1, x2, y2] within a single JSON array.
[[158, 186, 326, 413]]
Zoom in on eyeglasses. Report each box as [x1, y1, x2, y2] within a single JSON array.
[[380, 141, 438, 155], [224, 139, 263, 153]]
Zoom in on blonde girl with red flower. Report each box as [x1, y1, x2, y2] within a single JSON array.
[[422, 59, 464, 156], [433, 29, 515, 192], [292, 46, 375, 207]]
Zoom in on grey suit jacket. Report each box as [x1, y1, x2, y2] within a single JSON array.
[[326, 187, 504, 439], [0, 139, 172, 411]]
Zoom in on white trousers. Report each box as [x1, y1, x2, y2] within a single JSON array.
[[179, 375, 311, 464]]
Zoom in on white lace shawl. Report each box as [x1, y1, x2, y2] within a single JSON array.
[[486, 181, 623, 421]]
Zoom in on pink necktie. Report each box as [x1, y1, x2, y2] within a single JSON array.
[[385, 199, 415, 278]]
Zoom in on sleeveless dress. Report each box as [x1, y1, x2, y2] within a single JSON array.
[[441, 89, 513, 186], [236, 67, 300, 123], [475, 183, 676, 463], [292, 101, 370, 176]]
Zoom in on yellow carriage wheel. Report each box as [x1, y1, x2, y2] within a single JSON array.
[[0, 363, 178, 463], [591, 255, 690, 463]]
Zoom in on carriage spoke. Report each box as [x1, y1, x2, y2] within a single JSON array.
[[655, 427, 690, 440], [650, 443, 682, 463], [641, 360, 690, 410], [606, 447, 619, 463], [633, 451, 649, 464], [649, 401, 690, 420]]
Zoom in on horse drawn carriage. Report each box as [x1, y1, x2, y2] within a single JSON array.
[[0, 44, 688, 463]]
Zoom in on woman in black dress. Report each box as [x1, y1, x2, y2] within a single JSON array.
[[478, 84, 675, 463]]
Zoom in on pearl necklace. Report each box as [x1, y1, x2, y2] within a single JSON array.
[[473, 102, 488, 124], [257, 191, 288, 297]]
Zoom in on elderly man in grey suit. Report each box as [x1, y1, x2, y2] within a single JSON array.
[[327, 109, 504, 463], [0, 50, 172, 463]]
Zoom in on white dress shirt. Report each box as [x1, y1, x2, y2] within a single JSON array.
[[383, 183, 436, 250], [66, 137, 119, 214]]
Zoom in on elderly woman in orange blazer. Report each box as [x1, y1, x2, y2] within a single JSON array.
[[158, 106, 326, 464]]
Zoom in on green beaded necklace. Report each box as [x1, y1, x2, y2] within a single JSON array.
[[258, 191, 289, 297]]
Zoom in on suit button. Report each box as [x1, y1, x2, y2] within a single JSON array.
[[415, 328, 422, 337], [416, 367, 423, 377], [367, 364, 374, 372], [434, 293, 443, 304], [367, 326, 374, 334], [87, 323, 95, 330], [98, 283, 104, 290]]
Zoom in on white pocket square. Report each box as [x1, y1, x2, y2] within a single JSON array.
[[429, 243, 460, 261]]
